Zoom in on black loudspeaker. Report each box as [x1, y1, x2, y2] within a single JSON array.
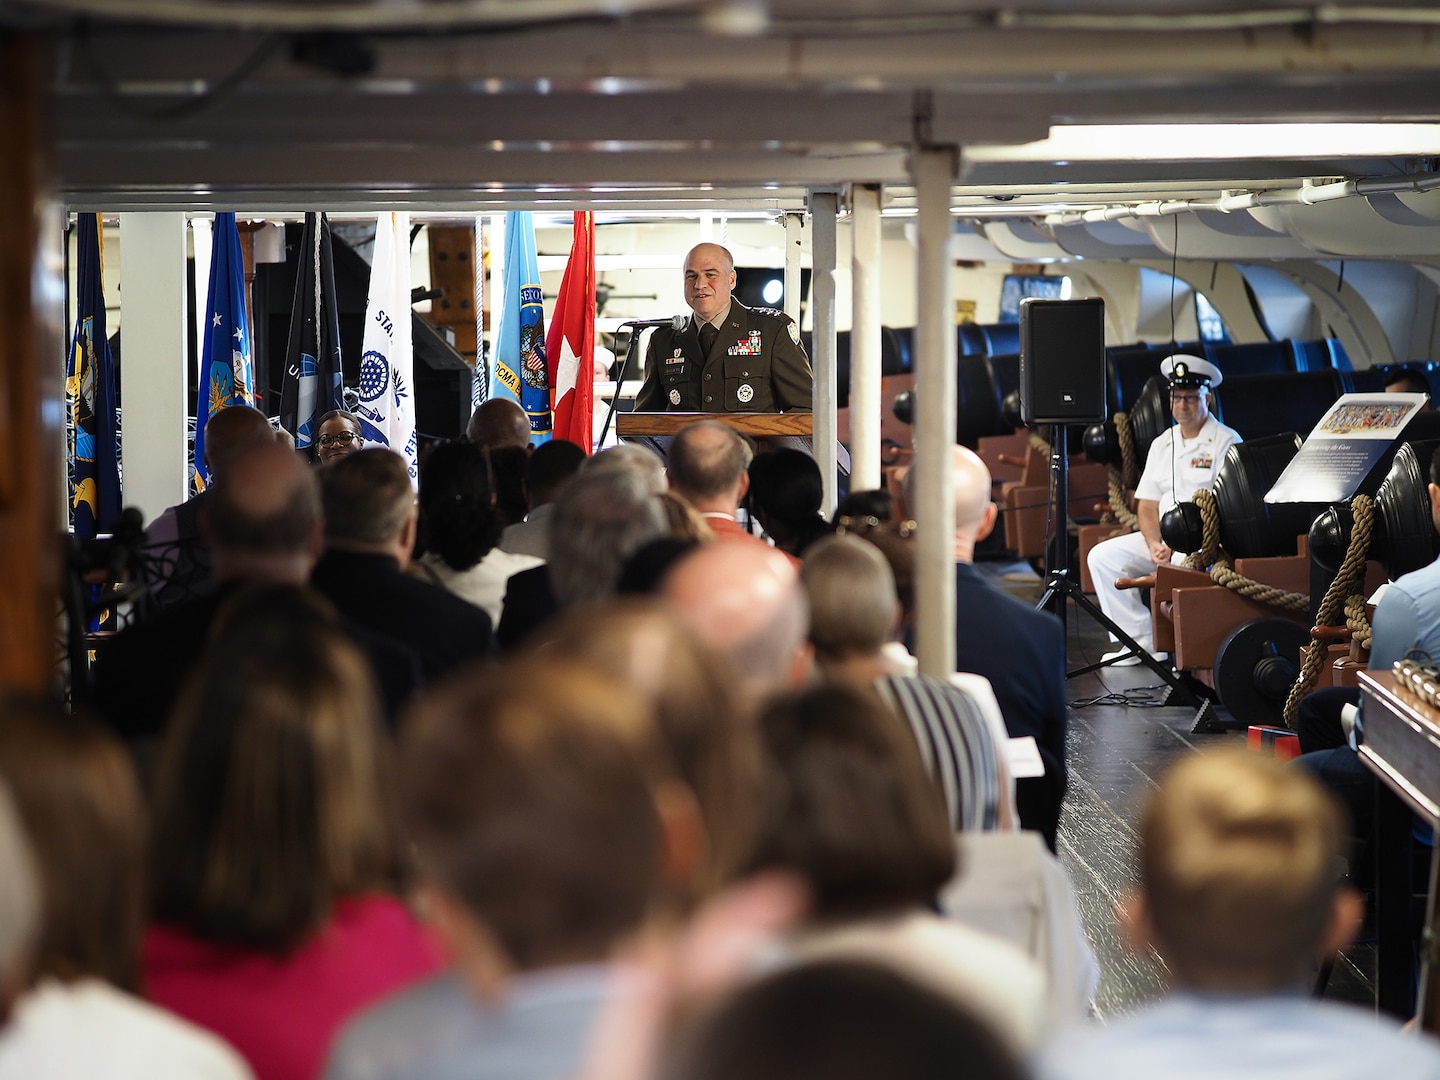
[[1019, 297, 1107, 425]]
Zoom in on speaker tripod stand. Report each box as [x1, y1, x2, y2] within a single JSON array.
[[1032, 424, 1219, 731]]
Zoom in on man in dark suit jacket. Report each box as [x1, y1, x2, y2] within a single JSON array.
[[906, 446, 1068, 850], [93, 443, 421, 743], [634, 243, 812, 414], [311, 448, 493, 680]]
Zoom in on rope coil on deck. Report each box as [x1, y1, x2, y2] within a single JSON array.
[[1282, 494, 1375, 729]]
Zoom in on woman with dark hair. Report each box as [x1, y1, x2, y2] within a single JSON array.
[[746, 449, 833, 558], [746, 684, 1048, 1053], [0, 697, 251, 1079], [142, 616, 442, 1080], [416, 439, 542, 622]]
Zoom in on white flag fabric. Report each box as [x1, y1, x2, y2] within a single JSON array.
[[357, 211, 418, 485]]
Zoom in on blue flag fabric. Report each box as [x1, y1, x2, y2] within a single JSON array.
[[66, 212, 121, 539], [194, 212, 256, 491], [279, 212, 344, 453], [491, 211, 553, 446]]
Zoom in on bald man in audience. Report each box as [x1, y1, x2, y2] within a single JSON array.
[[666, 420, 767, 547], [663, 541, 812, 701], [904, 446, 1067, 851], [144, 403, 277, 605], [95, 443, 422, 740], [466, 398, 533, 451]]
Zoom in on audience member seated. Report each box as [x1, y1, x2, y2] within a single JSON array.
[[95, 443, 422, 744], [1296, 443, 1440, 889], [143, 615, 443, 1080], [618, 538, 701, 596], [415, 440, 542, 624], [144, 404, 276, 607], [660, 959, 1027, 1080], [497, 466, 668, 651], [586, 443, 667, 495], [486, 445, 532, 529], [498, 438, 586, 558], [657, 491, 717, 543], [1038, 749, 1440, 1080], [1386, 367, 1433, 406], [745, 684, 1049, 1052], [666, 420, 770, 549], [747, 448, 833, 558], [0, 779, 38, 1036], [905, 447, 1069, 851], [465, 398, 532, 451], [801, 534, 1009, 833], [0, 698, 252, 1080], [323, 656, 676, 1080], [312, 448, 493, 680], [663, 541, 813, 703], [314, 411, 365, 465], [833, 488, 895, 526], [536, 600, 760, 904]]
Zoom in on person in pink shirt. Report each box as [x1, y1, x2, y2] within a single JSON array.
[[142, 587, 444, 1080]]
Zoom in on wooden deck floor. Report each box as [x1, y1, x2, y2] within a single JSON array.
[[986, 563, 1377, 1018]]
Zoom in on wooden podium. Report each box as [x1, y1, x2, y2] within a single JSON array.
[[615, 412, 814, 439]]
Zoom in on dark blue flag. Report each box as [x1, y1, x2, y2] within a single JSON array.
[[66, 212, 120, 539], [194, 212, 256, 491], [279, 212, 344, 453]]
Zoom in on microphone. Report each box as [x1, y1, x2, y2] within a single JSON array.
[[617, 316, 688, 332]]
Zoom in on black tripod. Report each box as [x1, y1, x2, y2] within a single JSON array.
[[1033, 424, 1219, 730]]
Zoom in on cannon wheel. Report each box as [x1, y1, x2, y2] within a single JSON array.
[[1212, 618, 1311, 730]]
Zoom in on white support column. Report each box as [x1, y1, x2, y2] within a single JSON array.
[[809, 191, 839, 516], [849, 183, 883, 492], [911, 147, 958, 679], [784, 212, 804, 324], [119, 212, 189, 524]]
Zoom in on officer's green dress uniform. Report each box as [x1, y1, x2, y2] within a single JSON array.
[[635, 300, 813, 413]]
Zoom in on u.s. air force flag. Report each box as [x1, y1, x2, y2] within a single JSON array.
[[357, 212, 418, 485], [279, 212, 344, 454], [67, 212, 120, 539], [194, 212, 256, 492], [491, 210, 552, 446]]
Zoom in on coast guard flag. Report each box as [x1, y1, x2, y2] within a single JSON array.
[[357, 212, 418, 484], [544, 211, 596, 453], [193, 212, 256, 492], [279, 212, 344, 453], [66, 212, 120, 539], [491, 211, 552, 446]]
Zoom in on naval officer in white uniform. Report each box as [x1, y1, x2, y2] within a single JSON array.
[[1087, 355, 1241, 665]]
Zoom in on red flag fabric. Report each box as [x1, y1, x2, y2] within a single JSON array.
[[545, 211, 596, 452]]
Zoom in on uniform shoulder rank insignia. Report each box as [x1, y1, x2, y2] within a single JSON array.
[[750, 306, 786, 318]]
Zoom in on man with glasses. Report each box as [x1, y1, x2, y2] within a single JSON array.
[[316, 410, 365, 464], [1087, 355, 1240, 666]]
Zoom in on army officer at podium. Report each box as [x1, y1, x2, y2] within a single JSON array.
[[635, 243, 813, 413]]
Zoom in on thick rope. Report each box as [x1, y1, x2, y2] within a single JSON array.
[[1282, 494, 1375, 728], [1028, 430, 1050, 457], [1181, 488, 1309, 610], [1344, 593, 1373, 651], [1104, 412, 1140, 529]]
